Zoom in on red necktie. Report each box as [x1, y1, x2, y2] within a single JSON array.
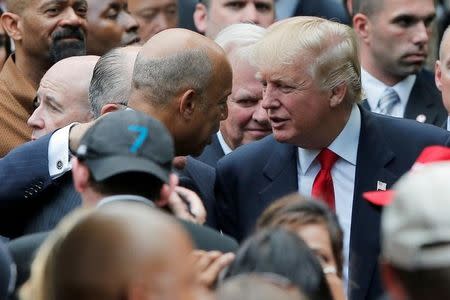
[[312, 148, 339, 210]]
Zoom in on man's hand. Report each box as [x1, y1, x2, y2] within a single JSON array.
[[68, 121, 96, 153], [168, 186, 207, 224], [191, 250, 235, 289]]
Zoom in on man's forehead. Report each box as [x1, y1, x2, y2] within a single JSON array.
[[373, 0, 435, 19], [34, 0, 87, 8]]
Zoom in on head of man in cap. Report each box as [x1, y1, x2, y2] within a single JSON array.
[[71, 109, 176, 208], [380, 161, 450, 300]]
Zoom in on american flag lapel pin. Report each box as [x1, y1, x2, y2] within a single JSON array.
[[377, 181, 387, 191]]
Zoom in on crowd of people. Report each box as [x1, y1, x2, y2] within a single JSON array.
[[0, 0, 450, 300]]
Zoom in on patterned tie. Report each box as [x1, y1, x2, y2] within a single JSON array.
[[375, 87, 400, 115], [312, 148, 339, 211]]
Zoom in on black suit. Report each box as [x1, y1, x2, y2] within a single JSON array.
[[294, 0, 350, 25], [195, 134, 225, 168], [215, 106, 450, 300], [362, 70, 447, 126]]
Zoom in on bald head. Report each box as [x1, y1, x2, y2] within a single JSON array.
[[5, 0, 29, 14], [28, 55, 99, 140], [51, 202, 195, 300], [128, 28, 232, 156]]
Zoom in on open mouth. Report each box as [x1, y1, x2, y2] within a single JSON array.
[[125, 37, 141, 46]]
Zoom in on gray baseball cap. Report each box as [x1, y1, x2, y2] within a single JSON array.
[[381, 162, 450, 270], [75, 110, 174, 183]]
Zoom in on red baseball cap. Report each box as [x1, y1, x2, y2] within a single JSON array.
[[363, 145, 450, 206]]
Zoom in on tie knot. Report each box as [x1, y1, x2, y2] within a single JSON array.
[[318, 148, 339, 170], [377, 87, 400, 115]]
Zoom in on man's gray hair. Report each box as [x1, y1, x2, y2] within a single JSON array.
[[88, 48, 137, 118], [132, 49, 213, 107], [215, 23, 266, 61]]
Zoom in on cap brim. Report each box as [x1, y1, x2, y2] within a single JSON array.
[[85, 155, 170, 183], [363, 190, 395, 206]]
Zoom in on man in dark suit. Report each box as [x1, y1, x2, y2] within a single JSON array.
[[215, 17, 450, 300], [7, 110, 238, 298], [435, 26, 450, 130], [352, 0, 446, 126]]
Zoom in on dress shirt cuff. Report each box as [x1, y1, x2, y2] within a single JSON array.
[[48, 123, 78, 179]]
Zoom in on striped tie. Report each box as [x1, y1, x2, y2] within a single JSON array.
[[376, 87, 400, 115]]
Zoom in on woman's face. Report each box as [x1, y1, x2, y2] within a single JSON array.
[[295, 223, 346, 300], [295, 223, 337, 272]]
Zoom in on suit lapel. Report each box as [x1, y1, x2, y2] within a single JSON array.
[[350, 108, 397, 300], [260, 141, 298, 208], [404, 71, 439, 124]]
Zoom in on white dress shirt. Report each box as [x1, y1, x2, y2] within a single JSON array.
[[217, 131, 233, 155], [297, 104, 361, 291], [48, 123, 77, 179], [447, 116, 450, 131], [361, 68, 416, 118]]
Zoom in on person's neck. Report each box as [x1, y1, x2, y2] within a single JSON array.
[[361, 49, 404, 86], [14, 47, 50, 90]]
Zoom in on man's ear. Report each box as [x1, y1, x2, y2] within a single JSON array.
[[2, 12, 22, 41], [100, 103, 122, 115], [71, 157, 90, 194], [179, 89, 197, 121], [435, 60, 443, 91], [352, 13, 370, 42], [193, 3, 208, 34], [329, 83, 347, 108]]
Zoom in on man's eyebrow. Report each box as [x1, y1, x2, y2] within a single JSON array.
[[46, 95, 63, 110]]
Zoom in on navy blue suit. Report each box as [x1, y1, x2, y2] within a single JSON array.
[[362, 70, 447, 126], [0, 135, 219, 238], [195, 134, 225, 168], [215, 107, 450, 300], [0, 134, 74, 238]]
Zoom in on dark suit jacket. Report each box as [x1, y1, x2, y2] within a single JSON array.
[[294, 0, 350, 25], [8, 218, 238, 295], [177, 157, 218, 227], [0, 134, 76, 238], [215, 106, 450, 300], [0, 135, 219, 237], [362, 70, 447, 126], [195, 134, 225, 168]]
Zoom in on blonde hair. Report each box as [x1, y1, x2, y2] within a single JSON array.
[[252, 17, 362, 103], [19, 208, 93, 300]]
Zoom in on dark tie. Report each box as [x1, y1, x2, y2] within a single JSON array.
[[375, 87, 400, 115], [312, 148, 339, 210]]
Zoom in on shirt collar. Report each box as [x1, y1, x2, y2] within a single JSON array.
[[297, 104, 361, 175], [447, 116, 450, 131], [217, 131, 233, 155], [97, 194, 155, 208], [361, 68, 416, 110]]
